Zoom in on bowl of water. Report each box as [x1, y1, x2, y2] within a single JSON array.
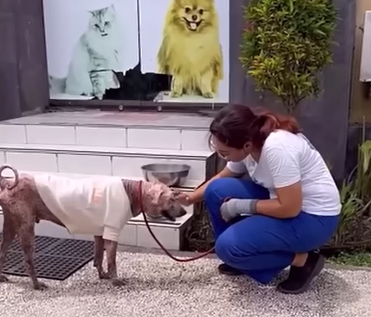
[[141, 163, 191, 187]]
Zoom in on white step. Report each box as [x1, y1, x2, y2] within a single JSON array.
[[0, 144, 212, 188], [0, 111, 211, 251], [0, 110, 213, 152], [0, 173, 195, 251]]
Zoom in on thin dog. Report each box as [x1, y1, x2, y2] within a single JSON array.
[[0, 164, 186, 290]]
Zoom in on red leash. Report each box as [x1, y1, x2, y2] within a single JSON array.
[[139, 181, 215, 262]]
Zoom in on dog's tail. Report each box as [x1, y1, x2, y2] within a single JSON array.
[[0, 164, 19, 190]]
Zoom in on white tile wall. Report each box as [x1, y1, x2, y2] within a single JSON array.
[[0, 151, 5, 164], [1, 150, 206, 185], [137, 225, 180, 250], [112, 156, 205, 185], [34, 221, 72, 239], [76, 126, 126, 147], [58, 154, 112, 175], [71, 225, 137, 246], [26, 125, 76, 145], [0, 125, 26, 143], [4, 218, 183, 250], [0, 124, 213, 152], [118, 224, 137, 246], [17, 221, 136, 246], [71, 225, 137, 245], [72, 233, 94, 242], [112, 156, 161, 179], [6, 152, 58, 172], [127, 128, 181, 150], [181, 130, 209, 151]]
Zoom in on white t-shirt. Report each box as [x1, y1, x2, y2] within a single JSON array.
[[226, 129, 341, 216]]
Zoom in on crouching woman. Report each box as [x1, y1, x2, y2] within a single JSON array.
[[177, 104, 340, 294]]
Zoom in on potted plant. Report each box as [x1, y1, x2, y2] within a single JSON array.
[[240, 0, 337, 113]]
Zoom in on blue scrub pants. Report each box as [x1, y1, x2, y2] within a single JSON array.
[[204, 178, 339, 284]]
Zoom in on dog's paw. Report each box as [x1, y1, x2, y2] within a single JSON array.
[[202, 91, 214, 99], [170, 77, 183, 98], [170, 90, 181, 98], [98, 272, 110, 280], [112, 278, 126, 287], [33, 281, 48, 291], [0, 274, 9, 283]]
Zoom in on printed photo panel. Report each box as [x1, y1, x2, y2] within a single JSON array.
[[43, 0, 140, 100], [139, 0, 230, 103]]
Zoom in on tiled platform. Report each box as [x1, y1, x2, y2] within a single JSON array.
[[0, 111, 213, 152], [0, 110, 213, 129], [0, 146, 209, 188], [0, 110, 211, 250], [0, 110, 213, 188]]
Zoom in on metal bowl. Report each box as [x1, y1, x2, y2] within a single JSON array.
[[141, 163, 191, 187]]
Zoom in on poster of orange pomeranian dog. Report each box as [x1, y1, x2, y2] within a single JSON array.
[[139, 0, 229, 102]]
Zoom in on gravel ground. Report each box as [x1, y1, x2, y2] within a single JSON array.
[[0, 248, 370, 317]]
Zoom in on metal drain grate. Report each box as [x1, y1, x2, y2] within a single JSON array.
[[0, 235, 94, 280]]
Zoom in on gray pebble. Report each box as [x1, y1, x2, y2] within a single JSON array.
[[0, 251, 370, 317]]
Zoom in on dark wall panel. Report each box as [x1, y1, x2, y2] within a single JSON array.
[[228, 0, 355, 180], [0, 0, 48, 121], [14, 0, 49, 114], [0, 0, 22, 120]]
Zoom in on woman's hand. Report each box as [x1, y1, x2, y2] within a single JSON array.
[[173, 167, 239, 208], [220, 198, 258, 222], [175, 192, 194, 206]]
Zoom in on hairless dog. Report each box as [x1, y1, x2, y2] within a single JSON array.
[[0, 164, 186, 290]]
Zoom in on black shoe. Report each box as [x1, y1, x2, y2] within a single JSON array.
[[277, 251, 325, 294], [218, 263, 243, 276]]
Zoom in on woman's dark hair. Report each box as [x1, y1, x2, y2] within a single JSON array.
[[209, 104, 301, 150]]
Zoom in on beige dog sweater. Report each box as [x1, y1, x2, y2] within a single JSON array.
[[34, 174, 132, 242]]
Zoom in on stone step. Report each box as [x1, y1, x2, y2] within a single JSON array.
[[0, 144, 212, 188], [0, 110, 212, 152], [0, 173, 195, 251]]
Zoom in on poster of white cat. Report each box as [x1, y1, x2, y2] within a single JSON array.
[[43, 0, 140, 100], [139, 0, 230, 103]]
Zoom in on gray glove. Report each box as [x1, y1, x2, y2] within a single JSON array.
[[220, 199, 258, 222]]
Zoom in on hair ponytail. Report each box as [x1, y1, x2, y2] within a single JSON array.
[[252, 108, 301, 147], [209, 104, 301, 150]]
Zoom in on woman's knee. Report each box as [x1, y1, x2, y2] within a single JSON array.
[[204, 178, 269, 225], [204, 178, 231, 203], [215, 230, 250, 265], [214, 216, 277, 265], [204, 178, 228, 219]]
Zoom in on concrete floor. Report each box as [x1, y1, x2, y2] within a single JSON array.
[[0, 247, 370, 317]]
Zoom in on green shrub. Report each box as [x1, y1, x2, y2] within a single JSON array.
[[327, 140, 371, 252], [354, 140, 371, 205], [240, 0, 337, 113]]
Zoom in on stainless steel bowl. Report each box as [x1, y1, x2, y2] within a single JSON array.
[[141, 163, 191, 187]]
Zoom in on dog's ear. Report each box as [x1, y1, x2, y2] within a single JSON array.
[[161, 209, 176, 222], [147, 182, 165, 205]]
